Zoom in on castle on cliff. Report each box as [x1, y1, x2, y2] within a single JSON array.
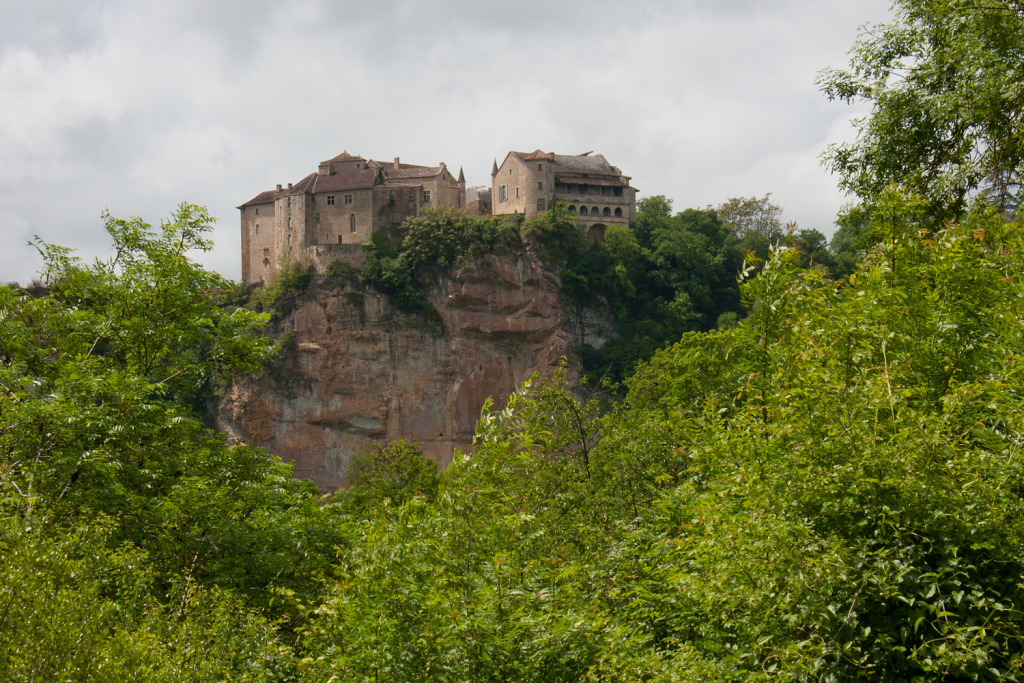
[[239, 149, 637, 283]]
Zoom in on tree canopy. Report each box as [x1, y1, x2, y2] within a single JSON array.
[[820, 0, 1024, 216]]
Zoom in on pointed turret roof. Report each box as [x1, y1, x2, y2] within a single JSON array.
[[458, 166, 465, 183], [491, 159, 498, 176]]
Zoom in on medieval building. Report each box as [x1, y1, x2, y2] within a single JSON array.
[[239, 149, 636, 283], [490, 150, 637, 243], [239, 151, 465, 283]]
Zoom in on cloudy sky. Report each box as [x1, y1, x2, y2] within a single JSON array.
[[0, 0, 892, 284]]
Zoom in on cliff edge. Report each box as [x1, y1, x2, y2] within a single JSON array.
[[217, 245, 611, 492]]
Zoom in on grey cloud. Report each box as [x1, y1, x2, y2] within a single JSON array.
[[0, 0, 892, 285]]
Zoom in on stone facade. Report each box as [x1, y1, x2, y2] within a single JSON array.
[[240, 148, 637, 283], [239, 152, 467, 284], [490, 150, 637, 243]]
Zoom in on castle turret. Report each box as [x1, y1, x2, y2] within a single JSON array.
[[458, 166, 466, 208], [491, 159, 498, 177]]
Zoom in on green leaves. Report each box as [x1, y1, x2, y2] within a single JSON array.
[[820, 0, 1024, 216]]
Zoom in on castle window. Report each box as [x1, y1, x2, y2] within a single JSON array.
[[287, 197, 291, 207], [603, 207, 611, 217], [344, 194, 353, 205], [537, 198, 545, 212], [615, 207, 623, 217], [580, 206, 588, 216], [592, 206, 600, 215], [569, 205, 577, 214], [338, 235, 343, 244], [263, 248, 270, 257], [288, 217, 292, 228], [579, 185, 588, 195], [515, 186, 520, 198], [537, 181, 543, 190], [255, 208, 259, 215], [388, 190, 394, 201], [614, 187, 623, 197], [327, 195, 335, 205], [350, 214, 356, 233], [499, 185, 508, 202], [356, 164, 361, 168], [254, 224, 259, 235], [537, 164, 542, 171], [423, 190, 431, 203]]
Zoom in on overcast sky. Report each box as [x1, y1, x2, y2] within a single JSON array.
[[0, 0, 893, 284]]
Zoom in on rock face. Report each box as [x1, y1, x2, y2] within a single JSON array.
[[217, 246, 613, 492]]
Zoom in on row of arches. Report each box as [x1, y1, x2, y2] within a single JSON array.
[[568, 205, 623, 218]]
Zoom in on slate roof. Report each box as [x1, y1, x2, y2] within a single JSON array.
[[384, 165, 445, 180], [309, 169, 379, 193], [552, 153, 618, 175]]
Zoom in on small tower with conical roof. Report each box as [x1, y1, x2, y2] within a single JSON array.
[[458, 166, 466, 208]]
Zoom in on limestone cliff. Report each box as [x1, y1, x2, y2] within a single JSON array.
[[217, 245, 613, 492]]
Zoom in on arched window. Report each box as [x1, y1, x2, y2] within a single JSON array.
[[350, 214, 356, 233], [603, 207, 611, 217], [592, 206, 600, 216], [569, 205, 577, 214], [614, 207, 623, 218], [580, 206, 588, 216]]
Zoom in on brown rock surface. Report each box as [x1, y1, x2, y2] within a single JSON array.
[[217, 246, 607, 492]]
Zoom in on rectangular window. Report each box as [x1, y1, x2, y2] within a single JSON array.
[[344, 194, 353, 205], [614, 187, 623, 197], [338, 235, 343, 244], [287, 197, 291, 207], [327, 195, 335, 205], [255, 207, 259, 215], [388, 190, 394, 201], [579, 185, 588, 195], [537, 163, 542, 171], [499, 185, 508, 202], [288, 217, 292, 227], [515, 186, 520, 198], [423, 190, 431, 203], [537, 181, 543, 190], [263, 248, 270, 257], [537, 198, 545, 212], [254, 224, 259, 235]]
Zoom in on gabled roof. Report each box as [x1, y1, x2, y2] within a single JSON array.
[[522, 149, 555, 161], [284, 172, 318, 195], [322, 150, 366, 163]]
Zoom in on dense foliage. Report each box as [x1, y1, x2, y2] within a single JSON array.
[[361, 207, 520, 313], [302, 192, 1024, 681], [0, 205, 344, 679]]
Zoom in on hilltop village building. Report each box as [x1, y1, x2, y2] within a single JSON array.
[[239, 151, 465, 283], [490, 150, 637, 243], [239, 149, 637, 283]]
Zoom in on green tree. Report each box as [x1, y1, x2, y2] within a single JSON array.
[[820, 0, 1024, 216]]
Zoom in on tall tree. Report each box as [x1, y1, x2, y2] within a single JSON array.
[[820, 0, 1024, 216]]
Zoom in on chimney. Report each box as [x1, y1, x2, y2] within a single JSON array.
[[276, 184, 282, 191], [287, 183, 293, 189], [394, 157, 400, 170]]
